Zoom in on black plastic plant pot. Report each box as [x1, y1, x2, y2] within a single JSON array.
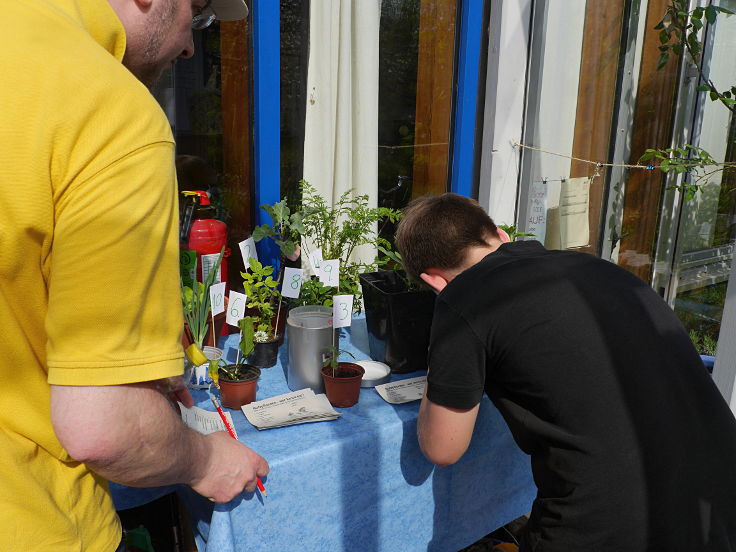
[[246, 337, 280, 368], [359, 270, 435, 373]]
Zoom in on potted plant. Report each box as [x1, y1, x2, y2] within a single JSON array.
[[208, 337, 261, 409], [320, 346, 364, 408], [241, 257, 282, 368], [181, 247, 225, 379], [297, 181, 402, 311], [359, 247, 436, 373]]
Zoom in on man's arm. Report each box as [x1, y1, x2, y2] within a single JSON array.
[[417, 392, 480, 466], [51, 382, 268, 503]]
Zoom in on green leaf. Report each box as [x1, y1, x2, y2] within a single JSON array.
[[659, 29, 670, 44], [710, 90, 719, 101], [251, 224, 271, 242], [656, 52, 669, 71], [705, 5, 718, 24], [639, 150, 657, 162]]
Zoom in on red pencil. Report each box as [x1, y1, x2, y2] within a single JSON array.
[[210, 395, 267, 497]]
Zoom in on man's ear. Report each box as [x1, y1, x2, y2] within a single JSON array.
[[420, 270, 450, 293]]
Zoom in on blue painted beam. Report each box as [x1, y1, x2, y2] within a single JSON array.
[[450, 0, 485, 197], [252, 0, 281, 269]]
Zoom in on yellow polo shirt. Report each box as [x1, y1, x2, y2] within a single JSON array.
[[0, 0, 184, 549]]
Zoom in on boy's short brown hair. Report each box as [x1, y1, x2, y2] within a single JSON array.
[[395, 193, 498, 281]]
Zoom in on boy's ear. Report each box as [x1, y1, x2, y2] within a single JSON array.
[[496, 227, 511, 243], [420, 270, 449, 293]]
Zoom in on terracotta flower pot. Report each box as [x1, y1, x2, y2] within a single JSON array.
[[246, 336, 281, 368], [218, 365, 261, 409], [321, 362, 365, 408]]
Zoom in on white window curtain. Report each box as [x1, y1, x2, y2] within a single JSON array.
[[302, 0, 382, 266]]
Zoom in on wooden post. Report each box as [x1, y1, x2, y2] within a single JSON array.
[[569, 0, 627, 255], [412, 0, 457, 198], [618, 0, 681, 281]]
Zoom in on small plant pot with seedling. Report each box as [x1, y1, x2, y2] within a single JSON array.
[[216, 364, 261, 409], [240, 258, 283, 369], [321, 347, 364, 408], [209, 341, 261, 409], [247, 331, 280, 368], [181, 247, 226, 382]]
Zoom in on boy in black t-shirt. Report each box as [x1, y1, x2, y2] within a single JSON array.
[[395, 193, 736, 552]]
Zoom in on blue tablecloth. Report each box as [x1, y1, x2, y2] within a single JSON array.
[[112, 317, 535, 552]]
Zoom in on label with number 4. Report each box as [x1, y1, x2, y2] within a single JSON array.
[[308, 248, 323, 273], [332, 295, 353, 328], [282, 267, 304, 299]]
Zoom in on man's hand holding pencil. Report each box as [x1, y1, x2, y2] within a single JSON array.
[[189, 431, 269, 503]]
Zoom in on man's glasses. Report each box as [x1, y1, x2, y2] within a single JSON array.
[[192, 0, 215, 30]]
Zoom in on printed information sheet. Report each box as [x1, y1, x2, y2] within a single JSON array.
[[178, 403, 238, 438], [375, 376, 427, 404], [241, 389, 341, 430]]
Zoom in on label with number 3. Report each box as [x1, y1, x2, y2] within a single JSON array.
[[332, 295, 353, 328]]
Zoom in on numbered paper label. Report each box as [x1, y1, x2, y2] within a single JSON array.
[[209, 282, 226, 316], [308, 248, 323, 273], [201, 253, 221, 284], [226, 291, 247, 327], [180, 250, 197, 288], [282, 267, 304, 299], [318, 259, 340, 287], [332, 295, 353, 328], [239, 237, 259, 266]]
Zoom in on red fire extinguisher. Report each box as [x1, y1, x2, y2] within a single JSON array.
[[180, 190, 230, 287]]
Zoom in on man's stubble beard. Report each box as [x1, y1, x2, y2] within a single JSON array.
[[123, 0, 179, 88]]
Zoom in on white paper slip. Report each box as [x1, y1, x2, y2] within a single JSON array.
[[241, 389, 341, 429], [374, 376, 427, 404], [178, 403, 238, 438]]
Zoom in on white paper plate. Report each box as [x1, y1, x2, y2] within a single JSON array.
[[355, 360, 391, 387]]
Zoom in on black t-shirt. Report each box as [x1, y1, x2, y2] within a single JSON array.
[[427, 241, 736, 551]]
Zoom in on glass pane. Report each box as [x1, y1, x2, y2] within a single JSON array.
[[518, 0, 627, 252], [279, 0, 458, 242], [671, 2, 736, 357], [281, 0, 310, 206], [153, 22, 254, 289]]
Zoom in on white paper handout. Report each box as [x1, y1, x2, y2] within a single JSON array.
[[375, 376, 427, 404], [178, 403, 238, 438], [559, 176, 590, 248], [241, 389, 341, 430], [526, 180, 548, 242]]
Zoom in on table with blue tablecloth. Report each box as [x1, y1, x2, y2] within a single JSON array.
[[112, 316, 534, 552]]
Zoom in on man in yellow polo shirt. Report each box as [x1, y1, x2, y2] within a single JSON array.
[[0, 1, 268, 550]]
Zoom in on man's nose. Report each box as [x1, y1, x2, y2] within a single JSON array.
[[180, 34, 195, 59]]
